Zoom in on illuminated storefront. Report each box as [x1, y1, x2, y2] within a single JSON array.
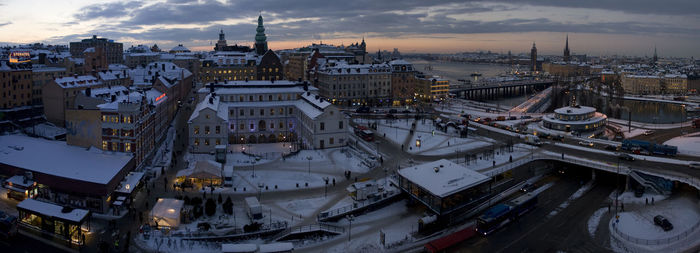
[[17, 199, 90, 246]]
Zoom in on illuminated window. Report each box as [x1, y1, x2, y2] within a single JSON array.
[[111, 142, 117, 151], [215, 139, 221, 145], [215, 126, 220, 134], [125, 143, 132, 152], [279, 108, 283, 114], [205, 139, 210, 146], [102, 141, 108, 150], [194, 126, 200, 134], [205, 114, 210, 119], [270, 108, 274, 115], [102, 115, 107, 122], [205, 126, 210, 134], [194, 138, 199, 146]]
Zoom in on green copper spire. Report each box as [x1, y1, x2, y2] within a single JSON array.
[[254, 14, 268, 54]]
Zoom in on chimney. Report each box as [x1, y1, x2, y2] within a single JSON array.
[[162, 64, 165, 71], [245, 77, 249, 82], [307, 92, 311, 96], [85, 87, 91, 97], [315, 95, 319, 100], [111, 95, 116, 102], [209, 96, 214, 104]]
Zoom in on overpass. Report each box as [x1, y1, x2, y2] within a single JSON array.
[[470, 122, 700, 192], [450, 79, 556, 101]]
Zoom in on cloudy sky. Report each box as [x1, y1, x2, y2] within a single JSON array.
[[1, 0, 699, 57]]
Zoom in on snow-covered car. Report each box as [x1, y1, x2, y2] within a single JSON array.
[[578, 140, 594, 147], [643, 130, 655, 136]]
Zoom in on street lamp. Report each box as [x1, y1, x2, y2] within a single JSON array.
[[306, 156, 313, 175]]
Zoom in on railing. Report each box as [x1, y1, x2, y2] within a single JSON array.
[[317, 190, 400, 221], [612, 218, 700, 246], [173, 221, 288, 240], [287, 223, 345, 235]]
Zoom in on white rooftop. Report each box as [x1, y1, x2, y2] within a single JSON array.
[[0, 135, 132, 185], [554, 105, 596, 115], [54, 75, 103, 89], [17, 198, 90, 223], [115, 171, 144, 194], [398, 159, 489, 198]]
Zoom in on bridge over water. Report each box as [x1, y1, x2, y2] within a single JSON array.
[[450, 79, 556, 101]]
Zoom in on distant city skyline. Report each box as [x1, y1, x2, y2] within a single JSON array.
[[1, 0, 699, 57]]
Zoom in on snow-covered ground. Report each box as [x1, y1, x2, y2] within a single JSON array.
[[610, 196, 700, 253], [588, 208, 608, 237], [663, 135, 700, 157]]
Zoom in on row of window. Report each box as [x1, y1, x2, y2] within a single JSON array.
[[227, 107, 294, 117], [193, 125, 221, 135], [101, 115, 134, 123], [220, 93, 299, 102], [193, 138, 222, 146], [102, 140, 132, 152]]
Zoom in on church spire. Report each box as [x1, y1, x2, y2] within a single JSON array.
[[653, 45, 658, 64], [563, 34, 571, 62], [254, 14, 268, 55]]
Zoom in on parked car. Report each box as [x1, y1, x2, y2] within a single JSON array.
[[618, 153, 635, 161], [643, 130, 655, 136], [578, 140, 594, 147], [508, 116, 517, 120], [520, 115, 532, 119], [551, 135, 565, 141], [605, 145, 619, 151], [654, 215, 673, 231]]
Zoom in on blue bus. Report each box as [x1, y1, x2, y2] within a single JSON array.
[[476, 192, 538, 235]]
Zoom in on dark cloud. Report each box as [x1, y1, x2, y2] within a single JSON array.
[[74, 1, 143, 20], [513, 0, 700, 15], [48, 0, 700, 53]]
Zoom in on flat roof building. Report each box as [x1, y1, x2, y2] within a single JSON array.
[[397, 159, 491, 216]]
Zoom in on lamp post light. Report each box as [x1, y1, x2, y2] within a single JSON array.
[[306, 156, 313, 175]]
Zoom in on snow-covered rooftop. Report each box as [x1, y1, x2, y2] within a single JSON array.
[[398, 159, 489, 198], [0, 135, 132, 185], [554, 106, 597, 115], [97, 89, 167, 110], [115, 171, 144, 194], [17, 198, 90, 223], [54, 75, 103, 89], [189, 93, 227, 122]]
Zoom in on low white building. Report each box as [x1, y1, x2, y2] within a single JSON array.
[[188, 80, 347, 153]]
